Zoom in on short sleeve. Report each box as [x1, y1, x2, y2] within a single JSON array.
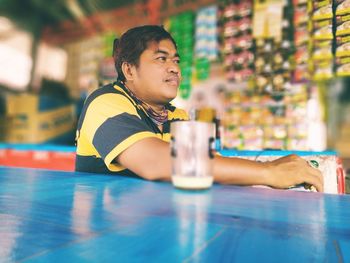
[[81, 93, 158, 169]]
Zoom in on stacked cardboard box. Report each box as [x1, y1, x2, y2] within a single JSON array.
[[2, 93, 76, 144]]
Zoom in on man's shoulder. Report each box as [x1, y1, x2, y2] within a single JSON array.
[[90, 82, 123, 97], [86, 82, 131, 105]]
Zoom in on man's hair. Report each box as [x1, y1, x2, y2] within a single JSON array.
[[113, 25, 177, 82]]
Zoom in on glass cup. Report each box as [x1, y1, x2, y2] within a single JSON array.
[[170, 120, 215, 190]]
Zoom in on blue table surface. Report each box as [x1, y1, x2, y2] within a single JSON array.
[[0, 166, 349, 263]]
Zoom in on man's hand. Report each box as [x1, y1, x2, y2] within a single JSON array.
[[264, 154, 324, 192]]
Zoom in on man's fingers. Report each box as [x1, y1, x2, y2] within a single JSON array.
[[304, 167, 324, 192]]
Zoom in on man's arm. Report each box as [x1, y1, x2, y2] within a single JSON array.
[[117, 137, 172, 181], [212, 154, 323, 191], [116, 137, 324, 192]]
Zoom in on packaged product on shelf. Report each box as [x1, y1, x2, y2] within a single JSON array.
[[234, 50, 254, 68], [278, 56, 292, 74], [312, 4, 333, 21], [223, 53, 235, 68], [311, 0, 332, 8], [254, 39, 273, 77], [223, 3, 235, 19], [288, 86, 308, 104], [336, 55, 350, 63], [309, 1, 334, 81], [288, 122, 308, 138], [336, 35, 350, 56], [336, 0, 350, 15], [312, 61, 333, 80], [237, 17, 252, 32], [170, 11, 195, 99], [233, 55, 250, 69], [195, 5, 219, 61], [312, 40, 333, 60], [281, 38, 293, 51], [272, 51, 284, 70], [195, 57, 210, 80], [223, 36, 235, 53], [254, 38, 274, 54], [293, 0, 308, 4], [281, 16, 294, 42], [336, 58, 350, 76], [232, 68, 254, 83], [179, 81, 191, 99], [240, 124, 264, 150], [263, 138, 286, 150], [293, 0, 310, 82], [335, 13, 350, 62], [223, 125, 243, 149], [294, 25, 309, 46], [336, 20, 350, 36], [335, 13, 350, 26], [243, 138, 264, 150], [336, 34, 350, 44], [221, 0, 253, 83], [228, 107, 242, 125], [237, 1, 252, 17], [261, 109, 275, 126], [295, 45, 309, 64], [294, 4, 308, 25], [313, 0, 332, 10], [256, 73, 272, 93], [225, 69, 236, 82], [254, 54, 271, 73], [288, 138, 308, 150], [234, 33, 254, 50], [313, 19, 333, 40], [272, 123, 288, 139], [272, 72, 287, 92], [223, 21, 238, 37]]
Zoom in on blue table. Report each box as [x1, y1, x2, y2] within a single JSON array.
[[0, 166, 349, 263]]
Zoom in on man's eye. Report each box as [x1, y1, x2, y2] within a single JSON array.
[[157, 57, 167, 62], [174, 59, 180, 64]]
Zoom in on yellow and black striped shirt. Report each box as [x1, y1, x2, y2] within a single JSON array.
[[75, 81, 188, 176]]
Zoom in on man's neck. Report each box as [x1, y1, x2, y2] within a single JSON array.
[[124, 81, 165, 112], [149, 103, 165, 113]]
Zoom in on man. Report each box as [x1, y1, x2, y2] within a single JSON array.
[[75, 25, 323, 192]]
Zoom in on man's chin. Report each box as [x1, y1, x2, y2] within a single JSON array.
[[162, 92, 178, 104]]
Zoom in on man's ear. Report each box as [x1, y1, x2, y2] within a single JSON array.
[[121, 62, 136, 81]]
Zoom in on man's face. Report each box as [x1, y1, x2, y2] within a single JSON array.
[[131, 39, 181, 107]]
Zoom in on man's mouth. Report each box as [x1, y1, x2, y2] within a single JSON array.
[[165, 76, 180, 86]]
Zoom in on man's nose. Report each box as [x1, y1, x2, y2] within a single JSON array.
[[167, 61, 180, 74]]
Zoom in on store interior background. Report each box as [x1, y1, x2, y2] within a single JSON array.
[[0, 0, 350, 173]]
